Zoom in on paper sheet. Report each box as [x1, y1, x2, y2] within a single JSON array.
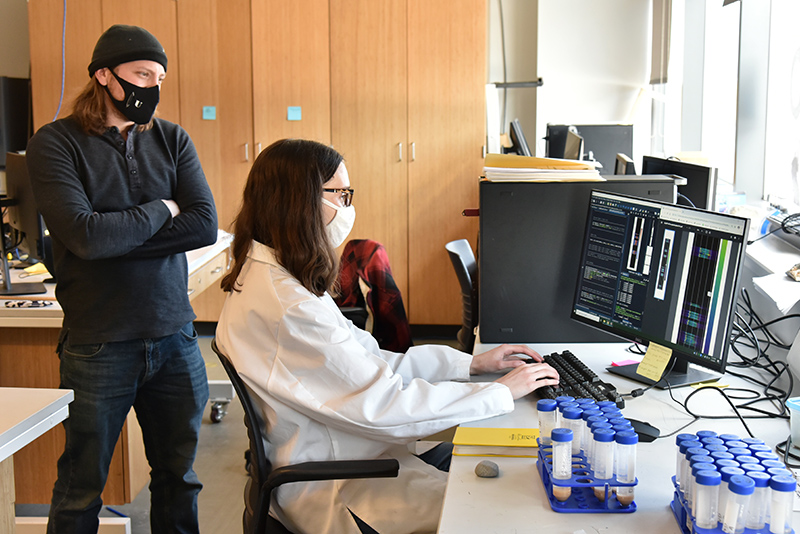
[[753, 273, 800, 314]]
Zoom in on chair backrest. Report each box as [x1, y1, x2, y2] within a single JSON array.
[[444, 239, 479, 353], [211, 339, 290, 534]]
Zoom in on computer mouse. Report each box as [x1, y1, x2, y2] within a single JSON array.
[[627, 418, 660, 443]]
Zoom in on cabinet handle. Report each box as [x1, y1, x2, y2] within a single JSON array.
[[187, 288, 196, 296], [256, 142, 262, 155], [411, 142, 416, 162], [482, 145, 487, 158], [397, 143, 403, 162], [244, 143, 249, 162], [211, 266, 222, 274]]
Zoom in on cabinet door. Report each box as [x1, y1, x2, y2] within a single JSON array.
[[29, 0, 103, 129], [330, 0, 409, 301], [175, 0, 253, 321], [251, 0, 331, 149], [407, 0, 485, 324]]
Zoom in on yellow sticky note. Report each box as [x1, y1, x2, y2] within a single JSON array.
[[636, 342, 672, 382]]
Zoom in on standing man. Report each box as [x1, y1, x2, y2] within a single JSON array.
[[26, 25, 217, 534]]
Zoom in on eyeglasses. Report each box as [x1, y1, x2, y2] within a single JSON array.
[[323, 188, 355, 208]]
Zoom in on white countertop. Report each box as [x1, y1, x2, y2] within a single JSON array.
[[0, 387, 73, 462], [0, 229, 232, 328]]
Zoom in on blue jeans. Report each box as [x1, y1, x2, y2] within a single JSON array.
[[47, 322, 209, 534]]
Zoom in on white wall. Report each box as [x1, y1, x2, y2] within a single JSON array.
[[486, 0, 539, 154], [534, 0, 651, 161], [0, 0, 30, 78]]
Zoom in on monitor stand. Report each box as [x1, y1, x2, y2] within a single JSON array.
[[606, 357, 721, 390]]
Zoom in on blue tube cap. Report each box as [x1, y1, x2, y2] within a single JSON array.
[[696, 469, 722, 486], [593, 428, 615, 442], [728, 475, 755, 496], [536, 399, 557, 412], [745, 471, 770, 487], [769, 475, 796, 492], [615, 430, 638, 445], [719, 466, 745, 482], [551, 428, 573, 443]]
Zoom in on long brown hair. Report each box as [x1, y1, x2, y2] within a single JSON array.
[[71, 73, 155, 135], [221, 139, 344, 296]]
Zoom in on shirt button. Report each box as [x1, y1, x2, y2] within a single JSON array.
[[130, 170, 138, 175], [126, 154, 133, 160]]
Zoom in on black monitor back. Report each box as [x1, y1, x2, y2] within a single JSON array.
[[479, 177, 676, 343], [546, 124, 632, 176]]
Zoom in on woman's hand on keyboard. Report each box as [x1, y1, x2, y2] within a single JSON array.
[[469, 344, 543, 375], [494, 363, 560, 400]]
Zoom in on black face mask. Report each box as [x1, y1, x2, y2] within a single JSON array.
[[105, 70, 160, 125]]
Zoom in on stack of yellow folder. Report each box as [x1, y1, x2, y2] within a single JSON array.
[[452, 426, 540, 457], [483, 153, 604, 182]]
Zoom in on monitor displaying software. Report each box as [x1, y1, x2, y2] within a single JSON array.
[[570, 190, 749, 386]]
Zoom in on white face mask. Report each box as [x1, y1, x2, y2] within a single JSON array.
[[322, 197, 356, 248]]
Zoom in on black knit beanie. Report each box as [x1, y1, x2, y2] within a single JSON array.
[[87, 25, 168, 76]]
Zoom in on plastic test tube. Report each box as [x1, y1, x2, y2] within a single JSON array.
[[755, 451, 781, 463], [719, 433, 742, 444], [744, 471, 770, 531], [615, 430, 637, 506], [677, 439, 701, 492], [557, 401, 579, 428], [768, 475, 795, 534], [580, 410, 603, 453], [588, 421, 612, 468], [718, 466, 746, 524], [562, 407, 584, 455], [721, 474, 754, 534], [537, 399, 557, 446], [696, 430, 719, 440], [550, 428, 574, 502], [690, 461, 717, 517], [592, 428, 616, 502], [694, 469, 722, 530], [684, 447, 711, 502]]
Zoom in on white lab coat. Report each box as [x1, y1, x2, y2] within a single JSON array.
[[216, 242, 514, 534]]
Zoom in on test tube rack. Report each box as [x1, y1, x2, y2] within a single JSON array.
[[536, 440, 638, 513], [669, 477, 795, 534]]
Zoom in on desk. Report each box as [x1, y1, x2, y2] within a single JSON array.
[[0, 230, 232, 504], [0, 387, 73, 534], [438, 342, 798, 533]]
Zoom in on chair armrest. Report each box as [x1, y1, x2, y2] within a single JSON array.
[[264, 458, 399, 494]]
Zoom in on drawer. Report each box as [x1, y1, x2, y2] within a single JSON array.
[[187, 251, 227, 301]]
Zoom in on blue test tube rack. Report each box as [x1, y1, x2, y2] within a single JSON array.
[[536, 439, 638, 513]]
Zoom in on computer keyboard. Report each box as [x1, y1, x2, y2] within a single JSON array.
[[535, 350, 625, 409]]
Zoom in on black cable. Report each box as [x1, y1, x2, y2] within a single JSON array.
[[776, 436, 800, 469]]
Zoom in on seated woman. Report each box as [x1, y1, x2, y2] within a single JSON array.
[[216, 139, 559, 534]]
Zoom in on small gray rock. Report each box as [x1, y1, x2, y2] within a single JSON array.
[[474, 460, 499, 478]]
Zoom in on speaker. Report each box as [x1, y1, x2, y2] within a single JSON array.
[[0, 77, 32, 168]]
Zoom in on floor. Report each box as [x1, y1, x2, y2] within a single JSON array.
[[18, 329, 459, 533]]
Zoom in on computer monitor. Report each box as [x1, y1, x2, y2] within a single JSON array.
[[1, 152, 51, 295], [641, 155, 717, 210], [570, 190, 750, 388], [615, 153, 636, 175], [478, 177, 676, 344], [506, 118, 532, 157], [563, 130, 584, 161], [546, 124, 633, 175]]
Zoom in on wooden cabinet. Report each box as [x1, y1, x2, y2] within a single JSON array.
[[28, 1, 485, 325], [330, 0, 410, 302], [407, 0, 484, 324], [331, 0, 484, 323]]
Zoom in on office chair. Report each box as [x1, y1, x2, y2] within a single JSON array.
[[210, 339, 400, 534], [444, 239, 479, 354]]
